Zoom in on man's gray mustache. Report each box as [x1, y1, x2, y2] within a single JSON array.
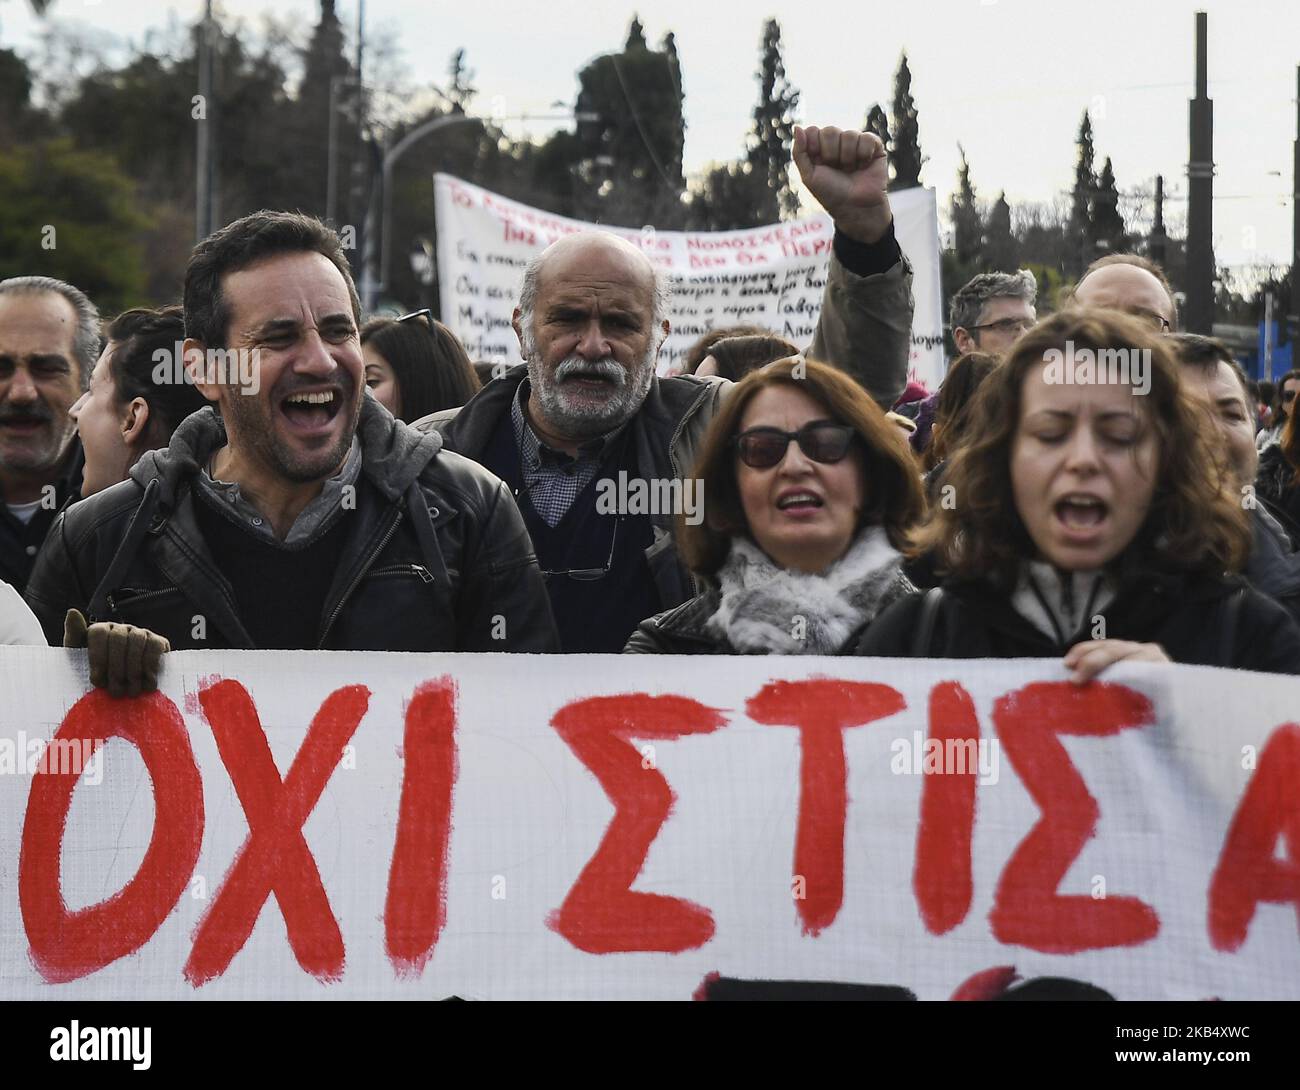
[[0, 409, 54, 424], [554, 357, 626, 387]]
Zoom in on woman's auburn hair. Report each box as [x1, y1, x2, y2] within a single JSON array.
[[1279, 392, 1300, 485], [915, 307, 1251, 587], [677, 357, 926, 577], [924, 350, 1000, 471]]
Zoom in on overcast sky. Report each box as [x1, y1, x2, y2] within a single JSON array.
[[4, 0, 1297, 279]]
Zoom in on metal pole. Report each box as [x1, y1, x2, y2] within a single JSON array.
[[195, 0, 213, 241], [1265, 291, 1275, 382], [379, 143, 393, 310], [361, 133, 384, 315], [356, 0, 365, 88], [1292, 66, 1299, 340], [1186, 11, 1215, 334], [352, 0, 366, 233], [326, 76, 341, 225]]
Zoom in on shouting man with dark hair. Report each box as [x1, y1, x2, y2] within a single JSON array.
[[26, 210, 557, 653]]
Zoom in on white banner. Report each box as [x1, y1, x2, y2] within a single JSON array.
[[434, 174, 945, 389], [1, 648, 1298, 1000]]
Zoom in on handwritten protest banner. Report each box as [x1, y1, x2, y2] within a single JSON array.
[[1, 649, 1296, 1000], [433, 174, 946, 388]]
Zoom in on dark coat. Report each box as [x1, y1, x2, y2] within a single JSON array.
[[1256, 444, 1300, 528], [24, 400, 559, 652], [1245, 501, 1300, 623], [0, 440, 82, 594], [855, 570, 1300, 674], [624, 569, 915, 655]]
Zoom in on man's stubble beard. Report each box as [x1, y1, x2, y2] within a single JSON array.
[[221, 386, 361, 484], [0, 411, 75, 476]]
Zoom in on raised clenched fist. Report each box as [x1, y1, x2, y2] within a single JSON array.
[[793, 125, 892, 245]]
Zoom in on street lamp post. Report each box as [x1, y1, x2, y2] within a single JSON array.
[[195, 0, 217, 241], [370, 113, 479, 313], [361, 111, 596, 313]]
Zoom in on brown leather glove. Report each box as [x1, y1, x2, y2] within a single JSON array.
[[63, 609, 170, 698]]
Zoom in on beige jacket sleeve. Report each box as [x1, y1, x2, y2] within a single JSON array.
[[807, 249, 915, 410]]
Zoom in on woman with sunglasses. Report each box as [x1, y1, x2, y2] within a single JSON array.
[[857, 309, 1300, 678], [360, 310, 481, 424], [624, 358, 924, 654]]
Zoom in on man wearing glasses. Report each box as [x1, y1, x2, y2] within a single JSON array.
[[1073, 253, 1178, 333], [949, 270, 1038, 358], [417, 125, 914, 653]]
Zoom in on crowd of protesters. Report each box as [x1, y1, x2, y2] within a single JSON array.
[[3, 121, 1300, 692]]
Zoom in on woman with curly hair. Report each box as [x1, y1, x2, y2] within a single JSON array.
[[858, 309, 1300, 678], [625, 357, 924, 655]]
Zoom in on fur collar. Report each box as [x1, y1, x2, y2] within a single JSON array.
[[707, 527, 910, 654]]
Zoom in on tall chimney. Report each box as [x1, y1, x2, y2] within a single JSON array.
[[1186, 11, 1215, 333], [1150, 174, 1168, 268]]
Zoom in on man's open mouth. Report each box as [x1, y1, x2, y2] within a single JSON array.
[[561, 370, 617, 388], [278, 389, 343, 433]]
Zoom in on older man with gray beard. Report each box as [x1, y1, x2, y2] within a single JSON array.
[[418, 124, 915, 651]]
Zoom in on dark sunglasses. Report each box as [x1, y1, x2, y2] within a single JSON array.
[[735, 422, 855, 469], [1284, 389, 1297, 404]]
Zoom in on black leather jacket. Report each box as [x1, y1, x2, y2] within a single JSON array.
[[856, 571, 1300, 674], [24, 399, 559, 652], [1246, 501, 1300, 623]]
